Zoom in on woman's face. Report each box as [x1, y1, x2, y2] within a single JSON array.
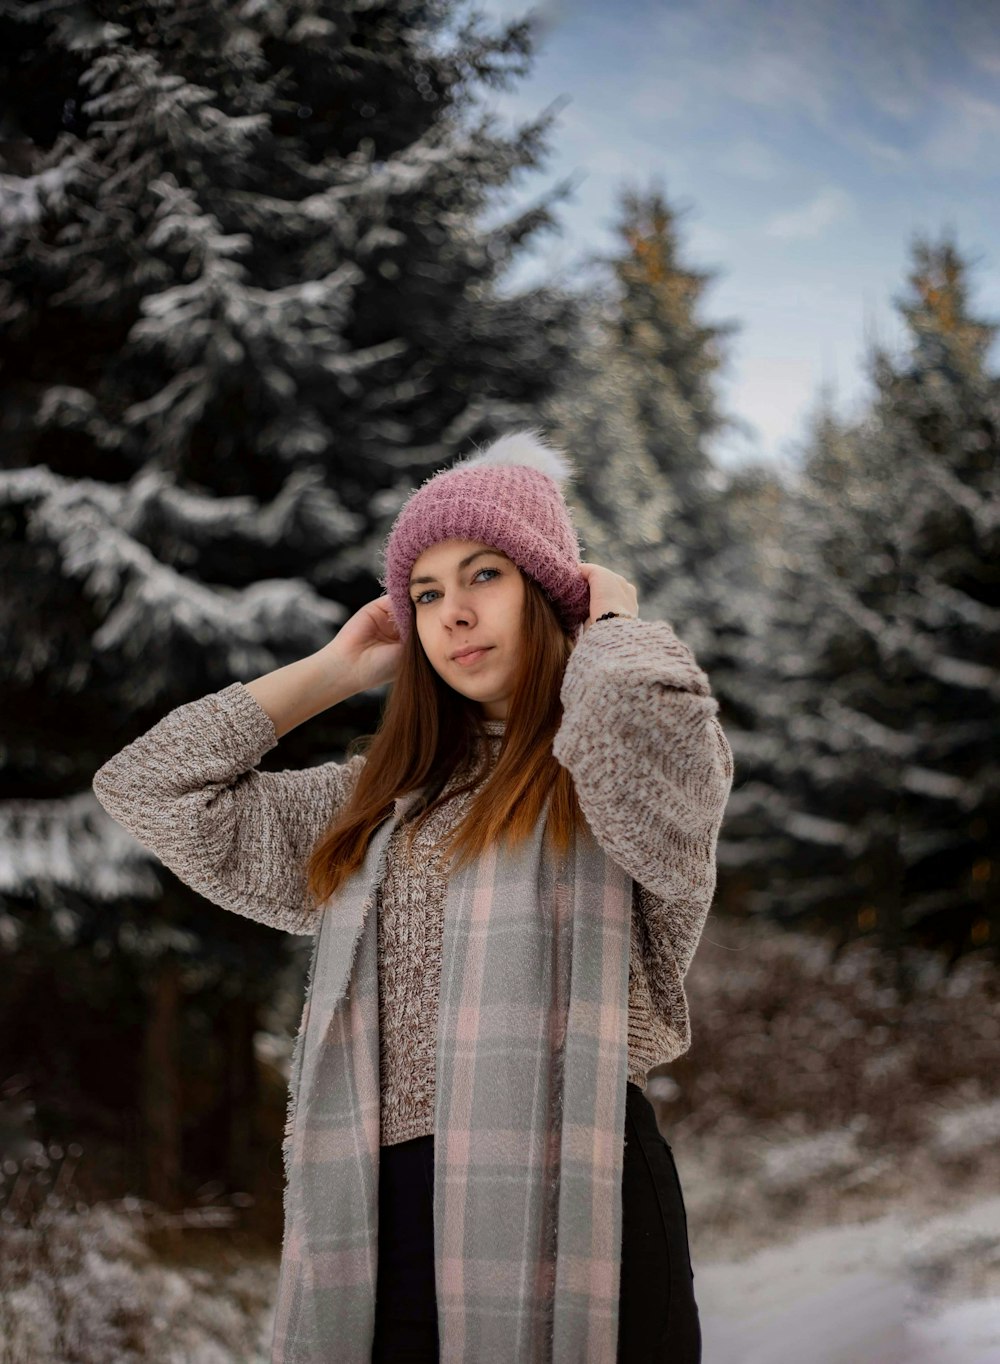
[[409, 538, 525, 720]]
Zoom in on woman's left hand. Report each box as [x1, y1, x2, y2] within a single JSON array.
[[578, 562, 639, 628]]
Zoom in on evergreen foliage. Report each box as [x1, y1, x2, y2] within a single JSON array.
[[0, 0, 586, 1208], [724, 235, 999, 976], [542, 183, 753, 642], [542, 181, 777, 866]]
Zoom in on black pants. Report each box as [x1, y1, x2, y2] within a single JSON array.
[[371, 1081, 701, 1362]]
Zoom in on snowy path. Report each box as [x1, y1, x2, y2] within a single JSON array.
[[696, 1195, 1000, 1364]]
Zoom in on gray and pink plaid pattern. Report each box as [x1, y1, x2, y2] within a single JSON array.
[[272, 780, 632, 1361]]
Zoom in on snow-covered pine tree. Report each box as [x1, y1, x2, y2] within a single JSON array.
[[541, 182, 779, 895], [0, 0, 586, 1210], [863, 237, 999, 965], [602, 186, 738, 524], [542, 296, 686, 601], [542, 183, 754, 648], [716, 395, 882, 948], [729, 235, 999, 978]]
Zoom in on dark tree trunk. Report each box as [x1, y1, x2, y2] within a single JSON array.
[[223, 993, 259, 1191], [142, 954, 182, 1214]]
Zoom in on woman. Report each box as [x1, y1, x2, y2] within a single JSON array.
[[92, 427, 734, 1363]]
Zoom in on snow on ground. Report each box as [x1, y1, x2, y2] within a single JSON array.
[[696, 1195, 1000, 1364], [4, 1188, 998, 1361]]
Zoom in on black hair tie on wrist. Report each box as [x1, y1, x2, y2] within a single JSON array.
[[594, 611, 635, 623]]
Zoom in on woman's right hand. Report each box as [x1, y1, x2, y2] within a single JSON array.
[[323, 594, 405, 693]]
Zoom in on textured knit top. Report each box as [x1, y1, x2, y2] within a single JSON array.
[[374, 716, 680, 1144], [377, 720, 505, 1144], [91, 617, 734, 1148]]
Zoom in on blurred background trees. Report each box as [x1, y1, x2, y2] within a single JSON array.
[[0, 0, 585, 1221], [713, 239, 1000, 994], [0, 0, 996, 1247]]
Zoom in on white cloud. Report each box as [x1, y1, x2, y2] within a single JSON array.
[[728, 46, 833, 120], [920, 89, 1000, 172], [715, 138, 788, 182], [647, 0, 940, 154], [967, 49, 1000, 76], [548, 100, 688, 180], [646, 14, 841, 127], [846, 132, 909, 167], [625, 80, 689, 123], [763, 186, 854, 241], [952, 4, 1000, 79]]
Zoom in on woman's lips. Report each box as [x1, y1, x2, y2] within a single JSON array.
[[452, 647, 493, 667]]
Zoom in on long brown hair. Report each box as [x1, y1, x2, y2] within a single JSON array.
[[304, 572, 586, 908]]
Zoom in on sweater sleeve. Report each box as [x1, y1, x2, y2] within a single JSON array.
[[551, 615, 734, 980], [91, 680, 366, 935]]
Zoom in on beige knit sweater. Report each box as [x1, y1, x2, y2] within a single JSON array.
[[92, 617, 734, 1147]]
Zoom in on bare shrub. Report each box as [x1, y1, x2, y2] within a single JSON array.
[[0, 1144, 274, 1364], [656, 917, 999, 1153]]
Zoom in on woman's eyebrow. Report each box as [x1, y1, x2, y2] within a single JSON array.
[[409, 550, 507, 588]]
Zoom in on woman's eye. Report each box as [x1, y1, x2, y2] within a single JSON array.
[[413, 566, 500, 606]]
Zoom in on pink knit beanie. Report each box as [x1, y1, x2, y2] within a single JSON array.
[[379, 427, 591, 643]]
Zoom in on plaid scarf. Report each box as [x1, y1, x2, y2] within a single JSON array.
[[270, 781, 632, 1362]]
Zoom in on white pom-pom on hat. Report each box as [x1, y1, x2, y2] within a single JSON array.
[[455, 426, 575, 486]]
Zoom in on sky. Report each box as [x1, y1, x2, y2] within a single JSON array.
[[459, 0, 1000, 472]]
